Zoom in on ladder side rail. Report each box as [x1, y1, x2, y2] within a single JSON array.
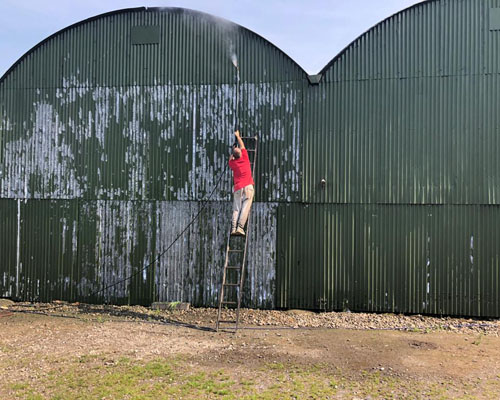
[[216, 214, 234, 330], [218, 136, 258, 332], [235, 137, 257, 331]]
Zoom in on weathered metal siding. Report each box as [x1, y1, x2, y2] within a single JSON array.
[[0, 200, 19, 298], [0, 7, 306, 203], [0, 198, 276, 306], [304, 0, 500, 204], [2, 3, 500, 317], [303, 76, 500, 205], [1, 8, 304, 90], [18, 200, 79, 302], [323, 0, 500, 82], [0, 7, 299, 306], [285, 0, 500, 317], [277, 204, 500, 318], [0, 85, 303, 202], [154, 201, 276, 308]]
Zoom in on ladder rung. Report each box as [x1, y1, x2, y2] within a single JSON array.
[[217, 138, 256, 332]]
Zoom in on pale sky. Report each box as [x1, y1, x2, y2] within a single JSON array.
[[0, 0, 425, 77]]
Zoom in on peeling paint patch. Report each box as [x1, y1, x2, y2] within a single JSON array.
[[2, 102, 84, 198], [2, 77, 301, 203], [68, 200, 278, 307], [155, 202, 201, 304], [245, 202, 277, 308]]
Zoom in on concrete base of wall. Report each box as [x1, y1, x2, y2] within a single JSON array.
[[151, 302, 190, 311]]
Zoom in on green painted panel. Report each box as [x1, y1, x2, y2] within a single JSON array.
[[77, 201, 157, 305], [490, 8, 500, 30], [1, 8, 307, 90], [0, 81, 303, 202], [0, 200, 19, 298], [323, 0, 500, 81], [277, 203, 500, 318], [2, 4, 500, 318], [303, 74, 500, 205], [5, 199, 276, 307], [131, 26, 160, 45], [17, 200, 78, 302]]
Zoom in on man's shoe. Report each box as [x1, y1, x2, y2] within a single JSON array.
[[230, 228, 237, 236], [235, 226, 246, 236]]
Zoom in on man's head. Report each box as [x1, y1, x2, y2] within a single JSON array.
[[232, 146, 242, 159]]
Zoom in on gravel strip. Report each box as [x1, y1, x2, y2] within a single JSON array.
[[7, 302, 500, 335]]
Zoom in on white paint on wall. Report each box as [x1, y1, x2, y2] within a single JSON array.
[[1, 75, 300, 305], [1, 102, 84, 198], [2, 76, 302, 203]]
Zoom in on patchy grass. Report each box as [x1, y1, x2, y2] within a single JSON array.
[[9, 356, 232, 400], [472, 333, 484, 346], [4, 354, 499, 399]]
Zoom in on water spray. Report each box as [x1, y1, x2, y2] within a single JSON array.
[[231, 53, 240, 146]]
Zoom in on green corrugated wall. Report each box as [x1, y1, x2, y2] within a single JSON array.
[[0, 7, 300, 307], [1, 2, 500, 317]]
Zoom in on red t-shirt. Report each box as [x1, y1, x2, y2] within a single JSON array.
[[229, 148, 254, 192]]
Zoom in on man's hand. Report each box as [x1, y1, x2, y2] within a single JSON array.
[[234, 130, 245, 149]]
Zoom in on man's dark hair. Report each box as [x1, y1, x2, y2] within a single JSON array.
[[232, 147, 242, 159]]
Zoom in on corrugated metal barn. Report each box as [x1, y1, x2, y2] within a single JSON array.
[[1, 1, 500, 317]]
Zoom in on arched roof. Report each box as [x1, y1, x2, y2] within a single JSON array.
[[319, 0, 435, 79], [0, 7, 309, 85]]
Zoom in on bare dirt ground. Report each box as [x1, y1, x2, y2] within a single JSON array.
[[1, 302, 500, 399]]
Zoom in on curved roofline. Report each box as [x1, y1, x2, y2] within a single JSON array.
[[318, 0, 435, 78], [0, 6, 309, 84]]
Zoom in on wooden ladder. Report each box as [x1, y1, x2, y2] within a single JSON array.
[[216, 136, 258, 332]]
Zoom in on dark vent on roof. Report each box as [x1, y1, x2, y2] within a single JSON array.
[[490, 8, 500, 30], [131, 26, 160, 44]]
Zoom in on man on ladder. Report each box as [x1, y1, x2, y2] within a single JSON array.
[[216, 130, 257, 331], [229, 130, 254, 236]]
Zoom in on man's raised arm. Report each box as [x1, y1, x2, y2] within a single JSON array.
[[234, 130, 245, 149]]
